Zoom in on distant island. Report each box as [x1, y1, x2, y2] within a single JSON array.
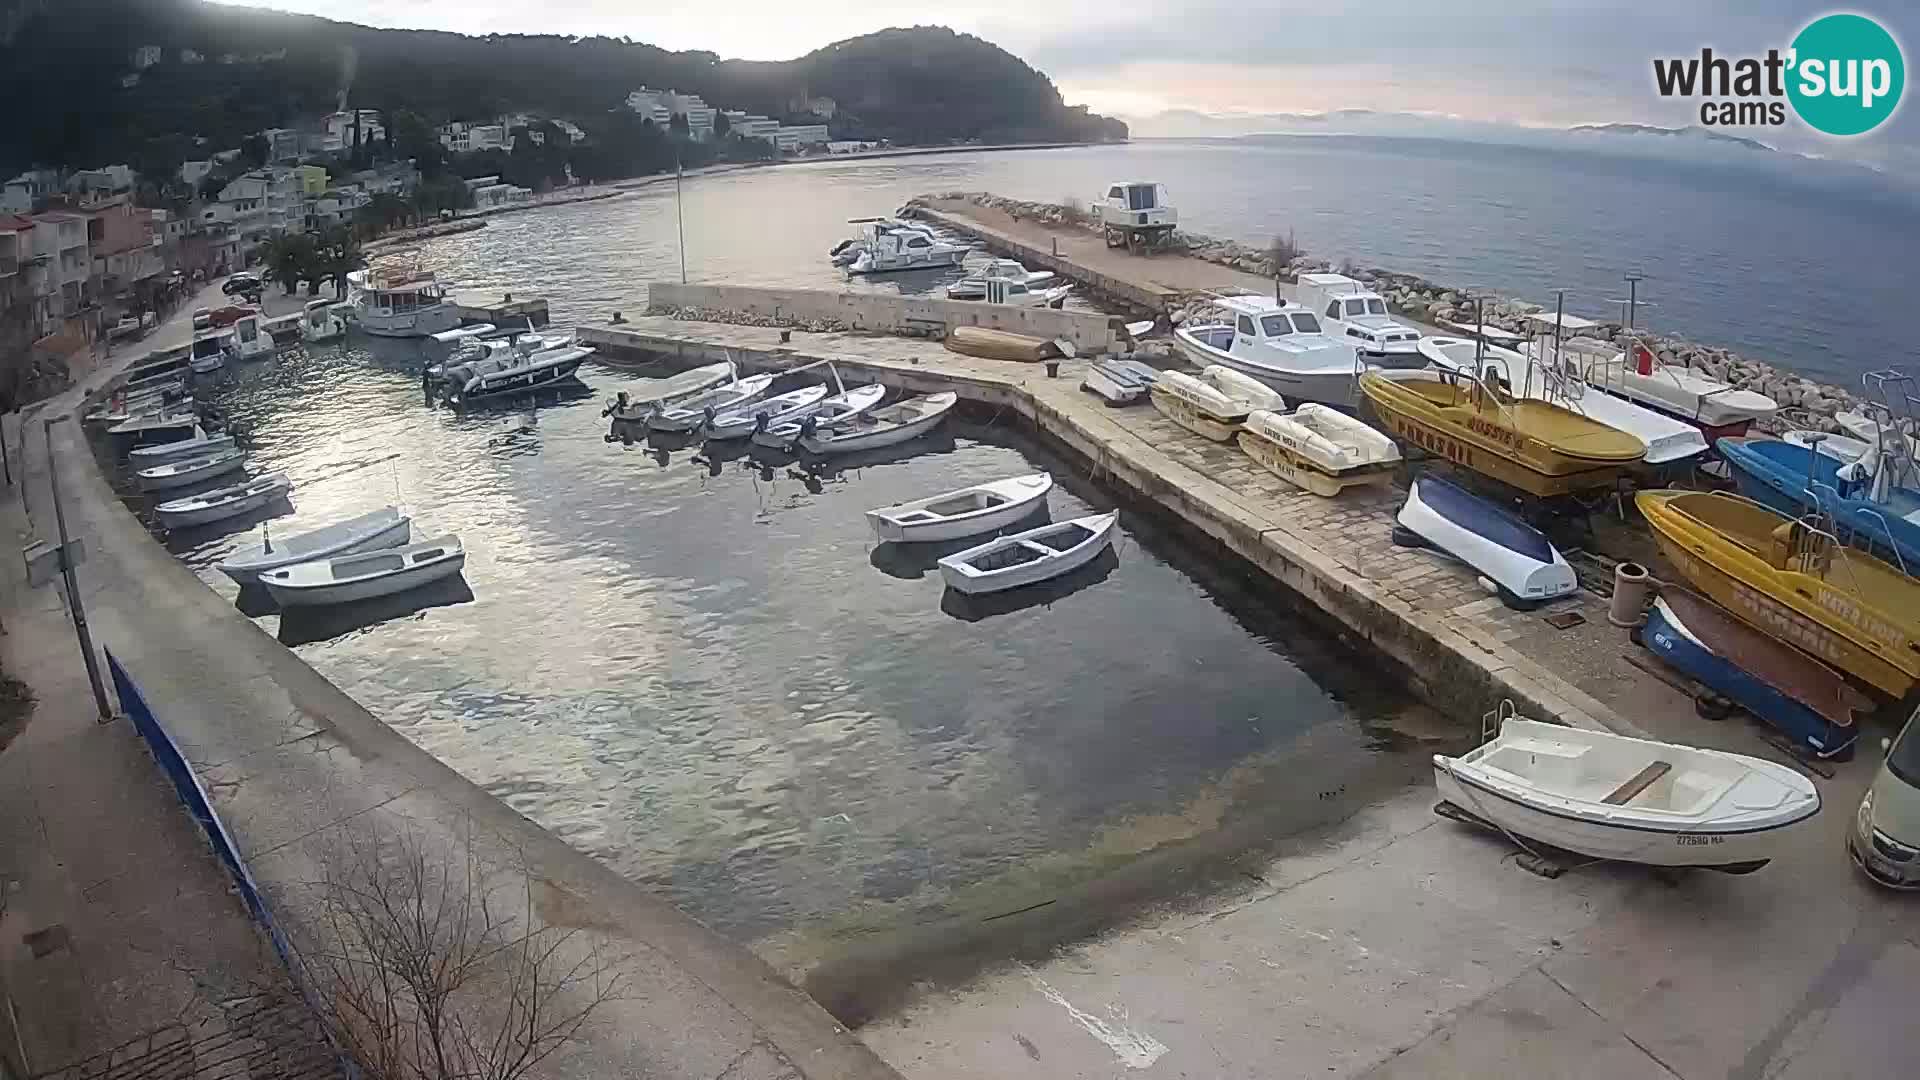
[[1565, 124, 1775, 153]]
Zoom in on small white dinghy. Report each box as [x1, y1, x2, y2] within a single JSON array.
[[703, 384, 828, 440], [153, 472, 292, 529], [866, 473, 1053, 543], [1150, 369, 1254, 441], [135, 448, 247, 492], [1238, 405, 1401, 496], [217, 506, 413, 586], [261, 534, 466, 608], [605, 361, 735, 421], [751, 384, 887, 448], [1434, 712, 1820, 872], [128, 431, 235, 465], [798, 391, 956, 455], [644, 373, 776, 432], [938, 512, 1120, 595], [1199, 365, 1287, 413]]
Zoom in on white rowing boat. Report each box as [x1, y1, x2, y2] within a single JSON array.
[[751, 384, 887, 448], [703, 384, 828, 440], [153, 472, 292, 529], [1434, 712, 1819, 871], [938, 511, 1119, 595], [217, 507, 413, 586], [261, 534, 465, 608], [798, 391, 956, 455], [643, 373, 776, 432], [134, 448, 247, 492], [605, 361, 735, 421], [128, 431, 233, 465], [865, 473, 1053, 543]]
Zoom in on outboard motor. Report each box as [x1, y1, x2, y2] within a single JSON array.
[[752, 411, 770, 436], [702, 405, 717, 432]]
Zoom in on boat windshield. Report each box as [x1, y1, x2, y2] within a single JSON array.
[[1260, 315, 1293, 337], [1291, 313, 1322, 333], [1366, 299, 1387, 315], [1889, 714, 1920, 788], [1123, 185, 1156, 210]]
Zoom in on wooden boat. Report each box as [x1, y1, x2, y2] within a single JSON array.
[[604, 361, 734, 420], [752, 384, 887, 448], [217, 507, 413, 586], [154, 472, 292, 529], [1199, 365, 1287, 413], [1636, 489, 1920, 699], [1150, 369, 1249, 442], [262, 534, 465, 608], [866, 473, 1053, 543], [938, 512, 1119, 595], [1238, 405, 1400, 496], [703, 384, 828, 440], [134, 448, 247, 492], [1717, 436, 1920, 574], [128, 431, 233, 465], [1082, 360, 1157, 405], [1644, 592, 1862, 759], [1434, 712, 1820, 871], [943, 326, 1059, 363], [1394, 474, 1576, 607], [641, 373, 776, 432], [1359, 371, 1644, 497], [798, 391, 956, 455]]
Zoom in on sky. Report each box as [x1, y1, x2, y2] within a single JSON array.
[[223, 1, 1917, 168]]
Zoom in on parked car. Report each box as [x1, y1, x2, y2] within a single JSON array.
[[222, 273, 263, 297], [191, 307, 212, 330], [1850, 708, 1920, 890]]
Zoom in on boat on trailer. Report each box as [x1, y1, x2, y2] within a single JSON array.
[[938, 512, 1119, 595], [1393, 474, 1577, 608], [217, 507, 413, 586], [1238, 405, 1400, 496], [1434, 710, 1820, 872], [797, 391, 956, 455], [261, 534, 465, 608], [866, 473, 1053, 543]]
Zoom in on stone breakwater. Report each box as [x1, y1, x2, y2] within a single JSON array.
[[914, 192, 1873, 435]]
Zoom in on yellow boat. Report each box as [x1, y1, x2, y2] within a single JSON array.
[[1637, 489, 1920, 700], [1358, 372, 1644, 497]]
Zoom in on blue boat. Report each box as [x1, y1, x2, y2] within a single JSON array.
[[1716, 436, 1920, 574], [1644, 596, 1858, 760]]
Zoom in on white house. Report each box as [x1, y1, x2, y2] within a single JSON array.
[[773, 125, 830, 152], [69, 165, 136, 196], [260, 128, 303, 162], [320, 110, 385, 153], [2, 169, 60, 213], [179, 160, 214, 187]]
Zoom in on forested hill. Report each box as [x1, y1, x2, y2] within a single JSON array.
[[0, 0, 1126, 173]]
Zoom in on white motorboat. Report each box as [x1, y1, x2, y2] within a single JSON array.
[[153, 472, 292, 529], [261, 312, 304, 344], [751, 384, 887, 448], [703, 384, 829, 440], [352, 267, 462, 338], [87, 386, 188, 424], [798, 391, 957, 454], [1150, 369, 1256, 441], [1586, 340, 1778, 436], [604, 361, 736, 421], [108, 409, 199, 445], [189, 330, 231, 373], [134, 448, 247, 492], [938, 512, 1119, 595], [425, 323, 495, 362], [1172, 295, 1370, 408], [128, 431, 233, 465], [299, 299, 348, 344], [1198, 365, 1287, 413], [1295, 273, 1423, 358], [1434, 712, 1821, 871], [1394, 475, 1575, 607], [1423, 337, 1710, 466], [261, 534, 465, 608], [945, 259, 1057, 300], [441, 334, 592, 403], [842, 220, 968, 275], [866, 473, 1053, 543], [643, 373, 777, 432], [218, 506, 412, 586], [1783, 428, 1873, 464], [977, 278, 1070, 309], [1081, 360, 1158, 405], [229, 313, 274, 361], [127, 343, 192, 382]]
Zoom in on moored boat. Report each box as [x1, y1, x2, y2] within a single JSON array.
[[1782, 429, 1872, 463], [797, 391, 956, 455], [217, 506, 413, 586], [442, 334, 592, 404], [189, 330, 231, 373], [752, 384, 887, 448], [153, 472, 292, 529], [229, 312, 273, 361], [1081, 359, 1157, 405], [1716, 436, 1920, 574], [1238, 405, 1400, 496], [128, 431, 233, 465], [261, 534, 465, 608], [352, 266, 462, 338], [866, 473, 1053, 543], [1359, 371, 1644, 497], [703, 384, 829, 440], [1434, 712, 1820, 871], [134, 448, 247, 492], [641, 373, 777, 432], [1150, 369, 1253, 441], [1394, 474, 1577, 607], [299, 299, 349, 344], [604, 361, 735, 421], [1636, 489, 1920, 699], [937, 512, 1119, 595]]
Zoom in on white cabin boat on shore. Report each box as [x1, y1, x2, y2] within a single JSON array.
[[841, 220, 968, 275], [1173, 296, 1372, 408], [1295, 274, 1422, 358]]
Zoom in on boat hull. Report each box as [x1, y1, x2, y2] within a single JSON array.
[[136, 453, 246, 492], [1717, 437, 1920, 575], [266, 551, 466, 607], [129, 435, 232, 465], [938, 514, 1117, 595], [1396, 476, 1577, 606], [1236, 428, 1390, 497], [218, 515, 413, 586], [357, 306, 464, 338], [1081, 360, 1156, 406], [798, 397, 952, 455], [1149, 387, 1240, 441], [452, 357, 585, 403], [155, 488, 288, 529], [866, 476, 1052, 543]]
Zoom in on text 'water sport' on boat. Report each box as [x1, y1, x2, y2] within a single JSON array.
[[217, 507, 413, 586], [1359, 370, 1645, 497], [866, 473, 1053, 543], [1239, 405, 1401, 497], [134, 448, 247, 492], [261, 534, 466, 608], [703, 384, 829, 440], [1636, 489, 1920, 700], [153, 472, 292, 530], [1394, 474, 1577, 608], [1643, 591, 1863, 760], [604, 360, 737, 422], [1172, 295, 1372, 408], [1717, 436, 1920, 575], [641, 373, 776, 432], [797, 391, 957, 455], [937, 512, 1119, 595], [751, 384, 887, 448], [1434, 711, 1820, 872]]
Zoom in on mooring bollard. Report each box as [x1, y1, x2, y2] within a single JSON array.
[[1044, 360, 1060, 379]]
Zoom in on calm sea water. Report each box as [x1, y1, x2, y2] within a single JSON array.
[[414, 136, 1918, 384]]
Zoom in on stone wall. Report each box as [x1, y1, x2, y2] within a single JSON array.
[[644, 282, 1125, 352]]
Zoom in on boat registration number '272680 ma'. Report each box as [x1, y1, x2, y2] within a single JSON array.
[[1677, 834, 1727, 846]]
